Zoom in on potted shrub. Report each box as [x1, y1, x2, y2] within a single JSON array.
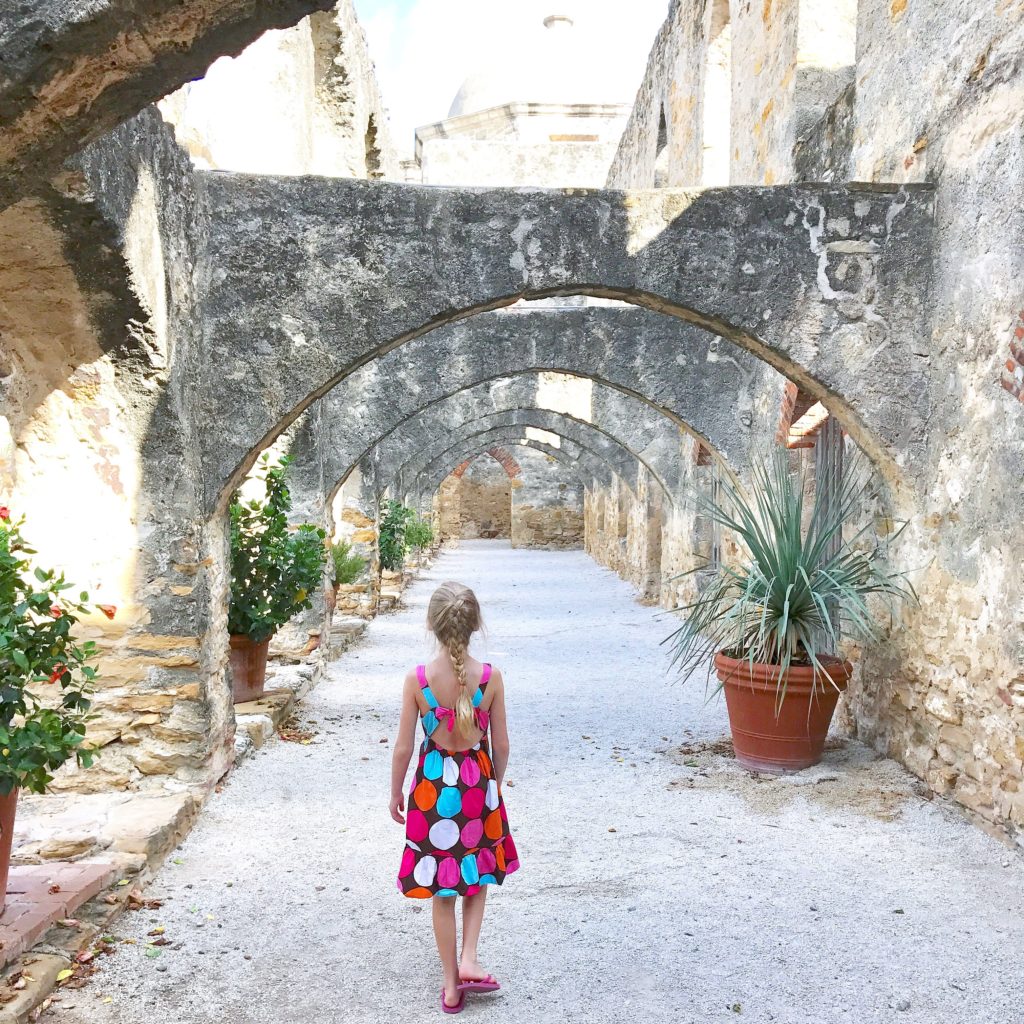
[[405, 515, 435, 564], [378, 499, 415, 574], [0, 508, 107, 907], [665, 451, 914, 772], [327, 539, 366, 614], [228, 457, 326, 703]]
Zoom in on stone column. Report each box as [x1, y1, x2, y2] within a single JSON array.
[[270, 407, 332, 660], [330, 458, 380, 618]]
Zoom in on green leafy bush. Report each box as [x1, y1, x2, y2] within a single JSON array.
[[228, 456, 327, 643], [405, 515, 434, 553], [329, 539, 366, 586], [0, 508, 104, 795], [665, 450, 915, 696], [378, 500, 415, 572]]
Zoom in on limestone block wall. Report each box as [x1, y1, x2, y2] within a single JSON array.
[[809, 0, 1024, 836], [330, 463, 380, 618], [437, 458, 512, 541], [158, 1, 398, 178], [607, 0, 731, 188], [609, 0, 856, 188], [0, 108, 228, 793], [510, 448, 584, 550]]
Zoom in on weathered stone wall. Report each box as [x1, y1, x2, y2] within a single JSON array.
[[158, 1, 398, 178], [808, 0, 1024, 837], [0, 107, 229, 793], [608, 0, 1023, 840], [510, 447, 584, 550], [607, 0, 730, 188], [609, 0, 856, 188], [438, 457, 512, 540], [0, 0, 336, 209]]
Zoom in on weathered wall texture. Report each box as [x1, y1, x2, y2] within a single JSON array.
[[438, 457, 512, 540], [607, 0, 1024, 841], [0, 0, 336, 208], [609, 0, 856, 188], [158, 1, 398, 178], [800, 0, 1024, 837], [510, 447, 584, 550]]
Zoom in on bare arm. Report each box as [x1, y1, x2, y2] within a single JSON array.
[[389, 671, 420, 824], [487, 669, 510, 788]]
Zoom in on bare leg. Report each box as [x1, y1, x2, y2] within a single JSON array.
[[432, 895, 461, 1007], [460, 888, 491, 981]]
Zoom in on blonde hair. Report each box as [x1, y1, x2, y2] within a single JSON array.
[[427, 581, 482, 734]]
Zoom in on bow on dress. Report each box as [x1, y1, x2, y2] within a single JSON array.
[[435, 707, 489, 733]]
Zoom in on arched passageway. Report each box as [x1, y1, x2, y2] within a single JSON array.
[[198, 176, 933, 506], [43, 544, 1024, 1024]]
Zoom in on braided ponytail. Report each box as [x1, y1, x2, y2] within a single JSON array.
[[428, 581, 482, 735]]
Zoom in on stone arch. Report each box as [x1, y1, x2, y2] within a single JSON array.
[[375, 411, 650, 508], [334, 375, 686, 509], [0, 0, 333, 208], [304, 308, 757, 517], [197, 176, 933, 509], [453, 448, 521, 480], [414, 434, 594, 500]]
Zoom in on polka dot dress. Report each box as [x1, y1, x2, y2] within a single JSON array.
[[398, 664, 520, 898]]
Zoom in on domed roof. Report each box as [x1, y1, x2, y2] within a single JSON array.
[[447, 13, 631, 119]]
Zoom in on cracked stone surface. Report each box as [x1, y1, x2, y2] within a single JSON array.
[[42, 542, 1024, 1024]]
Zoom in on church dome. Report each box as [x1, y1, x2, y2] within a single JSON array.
[[447, 13, 630, 119]]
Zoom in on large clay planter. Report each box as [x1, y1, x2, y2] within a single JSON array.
[[0, 789, 18, 912], [229, 635, 271, 704], [714, 651, 853, 773]]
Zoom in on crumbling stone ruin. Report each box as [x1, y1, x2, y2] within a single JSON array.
[[0, 0, 1021, 856]]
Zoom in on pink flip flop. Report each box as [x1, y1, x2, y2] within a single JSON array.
[[441, 988, 465, 1014], [458, 975, 501, 993]]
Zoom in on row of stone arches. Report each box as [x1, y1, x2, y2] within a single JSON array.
[[0, 71, 936, 798]]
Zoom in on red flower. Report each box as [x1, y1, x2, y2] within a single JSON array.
[[50, 604, 63, 618], [97, 604, 117, 621], [48, 664, 65, 684], [0, 507, 9, 520]]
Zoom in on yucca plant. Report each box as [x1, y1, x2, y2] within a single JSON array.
[[330, 539, 366, 587], [665, 449, 915, 702]]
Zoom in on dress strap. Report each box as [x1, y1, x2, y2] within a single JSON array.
[[416, 665, 439, 709], [471, 663, 492, 709]]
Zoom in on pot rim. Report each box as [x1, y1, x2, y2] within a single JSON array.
[[714, 649, 853, 692]]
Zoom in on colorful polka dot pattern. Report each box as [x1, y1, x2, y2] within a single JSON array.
[[398, 664, 520, 899]]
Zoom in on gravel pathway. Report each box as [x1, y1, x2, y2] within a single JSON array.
[[45, 541, 1024, 1024]]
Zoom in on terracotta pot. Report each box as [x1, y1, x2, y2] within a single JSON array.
[[0, 789, 18, 912], [229, 635, 271, 704], [714, 651, 853, 773]]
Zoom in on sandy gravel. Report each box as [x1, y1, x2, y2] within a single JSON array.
[[44, 541, 1024, 1024]]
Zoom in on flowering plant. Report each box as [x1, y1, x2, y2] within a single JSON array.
[[0, 509, 106, 795]]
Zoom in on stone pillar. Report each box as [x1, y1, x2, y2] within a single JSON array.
[[269, 407, 331, 661], [330, 458, 380, 618]]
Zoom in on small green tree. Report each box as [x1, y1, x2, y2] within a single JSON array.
[[405, 515, 434, 554], [228, 456, 327, 643], [0, 508, 105, 795], [378, 500, 415, 572], [329, 539, 366, 586]]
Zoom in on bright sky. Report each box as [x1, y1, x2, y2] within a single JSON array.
[[352, 0, 671, 157]]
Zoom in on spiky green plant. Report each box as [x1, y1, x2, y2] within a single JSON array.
[[664, 449, 915, 700], [329, 539, 366, 586]]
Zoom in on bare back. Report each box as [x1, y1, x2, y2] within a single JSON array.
[[413, 655, 496, 752]]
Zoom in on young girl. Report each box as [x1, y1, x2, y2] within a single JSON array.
[[390, 581, 519, 1014]]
